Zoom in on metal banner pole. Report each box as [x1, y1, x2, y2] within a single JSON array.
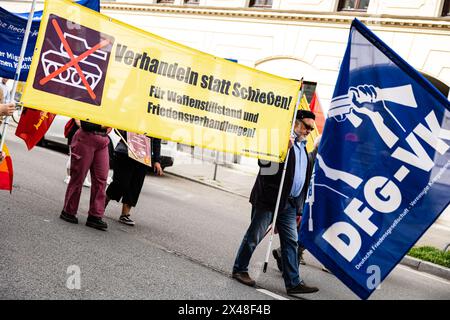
[[263, 79, 304, 273], [0, 0, 37, 151]]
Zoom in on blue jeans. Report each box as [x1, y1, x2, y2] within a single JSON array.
[[233, 202, 301, 289]]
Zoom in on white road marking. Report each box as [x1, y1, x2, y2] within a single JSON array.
[[256, 289, 289, 300]]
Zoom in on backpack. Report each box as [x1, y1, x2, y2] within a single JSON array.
[[64, 118, 76, 138]]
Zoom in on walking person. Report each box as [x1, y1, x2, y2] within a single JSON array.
[[105, 130, 163, 226], [64, 118, 91, 187], [232, 110, 319, 296], [60, 120, 111, 231], [273, 133, 322, 271]]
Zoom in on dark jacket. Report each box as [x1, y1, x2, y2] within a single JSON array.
[[249, 143, 313, 215], [80, 120, 106, 133], [114, 129, 161, 164]]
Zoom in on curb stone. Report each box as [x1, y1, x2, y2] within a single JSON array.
[[165, 171, 249, 199], [400, 256, 450, 280]]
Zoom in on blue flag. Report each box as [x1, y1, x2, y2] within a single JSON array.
[[0, 0, 99, 81], [299, 19, 450, 300]]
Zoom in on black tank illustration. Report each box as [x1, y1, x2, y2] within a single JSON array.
[[41, 33, 107, 91]]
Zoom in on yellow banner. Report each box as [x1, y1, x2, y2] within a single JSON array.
[[22, 0, 301, 162]]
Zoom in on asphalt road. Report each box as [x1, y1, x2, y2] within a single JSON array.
[[1, 128, 449, 300]]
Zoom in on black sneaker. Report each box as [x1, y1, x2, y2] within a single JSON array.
[[287, 281, 319, 295], [322, 267, 332, 274], [119, 215, 135, 226], [86, 215, 108, 231], [60, 211, 78, 224], [272, 248, 283, 272]]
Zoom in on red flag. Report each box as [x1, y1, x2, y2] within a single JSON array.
[[15, 108, 56, 150], [309, 92, 326, 133], [0, 144, 13, 192]]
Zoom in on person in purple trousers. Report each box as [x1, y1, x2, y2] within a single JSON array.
[[60, 120, 111, 231]]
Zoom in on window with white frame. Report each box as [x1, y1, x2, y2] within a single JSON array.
[[184, 0, 200, 4], [338, 0, 370, 11], [303, 81, 317, 104], [443, 0, 450, 16], [249, 0, 273, 8]]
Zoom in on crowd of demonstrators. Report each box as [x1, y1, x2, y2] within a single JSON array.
[[60, 120, 111, 231], [105, 130, 164, 226], [59, 122, 165, 230], [272, 133, 322, 271], [2, 70, 326, 292]]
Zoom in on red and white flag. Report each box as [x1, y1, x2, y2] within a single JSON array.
[[309, 92, 326, 133]]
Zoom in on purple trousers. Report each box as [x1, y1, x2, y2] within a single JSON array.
[[63, 129, 110, 218]]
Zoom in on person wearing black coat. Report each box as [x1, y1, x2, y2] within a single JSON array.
[[105, 130, 163, 226], [232, 110, 319, 296], [273, 134, 321, 270]]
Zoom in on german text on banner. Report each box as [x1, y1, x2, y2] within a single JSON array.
[[21, 0, 300, 162], [0, 0, 99, 81], [299, 19, 450, 300]]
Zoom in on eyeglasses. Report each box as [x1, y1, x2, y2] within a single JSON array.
[[301, 120, 315, 131]]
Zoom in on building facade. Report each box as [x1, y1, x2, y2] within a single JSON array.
[[2, 0, 449, 221], [4, 0, 450, 107], [100, 0, 450, 111]]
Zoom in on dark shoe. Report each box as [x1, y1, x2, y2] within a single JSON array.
[[60, 211, 78, 224], [232, 272, 256, 287], [272, 248, 283, 272], [86, 215, 108, 231], [298, 246, 306, 265], [299, 255, 306, 265], [287, 281, 319, 295], [322, 267, 332, 274], [119, 215, 135, 226]]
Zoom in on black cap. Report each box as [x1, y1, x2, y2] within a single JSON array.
[[296, 110, 315, 120]]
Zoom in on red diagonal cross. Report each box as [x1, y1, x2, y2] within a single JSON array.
[[39, 18, 110, 101]]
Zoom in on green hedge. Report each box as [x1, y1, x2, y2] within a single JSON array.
[[408, 246, 450, 268]]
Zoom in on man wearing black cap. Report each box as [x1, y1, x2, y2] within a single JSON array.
[[232, 109, 319, 296]]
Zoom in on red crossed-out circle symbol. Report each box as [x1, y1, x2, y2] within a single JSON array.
[[39, 18, 110, 101]]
